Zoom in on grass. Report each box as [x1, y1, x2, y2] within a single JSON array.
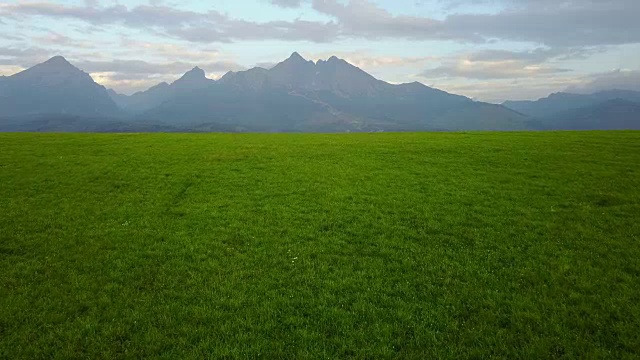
[[0, 131, 639, 359]]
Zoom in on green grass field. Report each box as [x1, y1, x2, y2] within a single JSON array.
[[1, 131, 639, 358]]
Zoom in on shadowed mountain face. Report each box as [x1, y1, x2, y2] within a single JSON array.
[[0, 56, 120, 118], [144, 52, 528, 131], [218, 52, 387, 96], [109, 66, 216, 113], [2, 53, 637, 132], [219, 52, 426, 97], [172, 67, 211, 91]]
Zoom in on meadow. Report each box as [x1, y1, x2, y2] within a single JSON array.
[[1, 131, 639, 358]]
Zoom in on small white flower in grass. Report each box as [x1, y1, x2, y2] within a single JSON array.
[[122, 221, 129, 226]]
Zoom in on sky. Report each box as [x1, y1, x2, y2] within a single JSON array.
[[0, 0, 639, 102]]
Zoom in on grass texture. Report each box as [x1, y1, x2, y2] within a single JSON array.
[[1, 131, 639, 358]]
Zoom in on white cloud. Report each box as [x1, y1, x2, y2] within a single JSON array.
[[567, 69, 640, 93], [2, 0, 638, 46]]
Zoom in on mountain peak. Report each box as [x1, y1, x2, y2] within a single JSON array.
[[273, 52, 314, 69], [43, 56, 72, 66], [171, 66, 214, 90], [288, 52, 306, 61], [173, 67, 209, 85], [1, 56, 120, 118], [12, 55, 88, 81], [37, 56, 83, 73], [182, 66, 206, 79], [45, 55, 69, 64]]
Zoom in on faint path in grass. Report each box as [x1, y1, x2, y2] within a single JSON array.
[[163, 178, 195, 217]]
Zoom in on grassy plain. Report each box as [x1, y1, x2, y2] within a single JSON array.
[[1, 131, 639, 358]]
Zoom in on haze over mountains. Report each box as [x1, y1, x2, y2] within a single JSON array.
[[0, 53, 638, 132]]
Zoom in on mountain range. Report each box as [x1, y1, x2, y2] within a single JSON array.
[[1, 53, 638, 132]]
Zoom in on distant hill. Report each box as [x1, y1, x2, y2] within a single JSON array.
[[504, 93, 596, 119], [0, 56, 121, 118], [0, 114, 240, 133], [503, 90, 640, 130], [504, 90, 640, 119], [0, 114, 137, 132], [528, 99, 640, 130]]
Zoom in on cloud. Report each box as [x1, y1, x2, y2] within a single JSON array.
[[1, 0, 637, 101], [0, 47, 52, 59], [311, 0, 464, 41], [311, 0, 640, 46], [0, 47, 54, 66], [32, 32, 95, 49], [0, 45, 244, 94], [2, 3, 214, 28], [467, 47, 600, 63], [0, 65, 25, 76], [2, 0, 638, 46], [76, 58, 245, 93], [444, 5, 640, 47], [254, 61, 278, 69], [170, 18, 339, 43], [76, 59, 245, 76], [270, 0, 303, 7], [301, 50, 437, 69], [567, 69, 640, 93], [419, 48, 576, 80], [1, 33, 24, 41], [89, 73, 167, 94], [0, 2, 339, 43], [89, 62, 242, 94], [117, 38, 223, 62], [422, 60, 569, 80], [433, 75, 587, 103]]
